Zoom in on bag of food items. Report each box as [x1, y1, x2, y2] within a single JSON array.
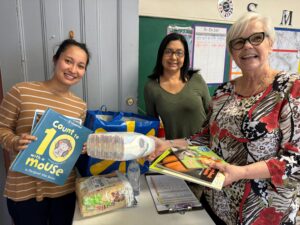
[[76, 172, 135, 217]]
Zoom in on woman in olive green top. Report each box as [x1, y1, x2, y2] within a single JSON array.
[[144, 33, 211, 140]]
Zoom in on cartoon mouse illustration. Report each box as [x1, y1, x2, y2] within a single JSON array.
[[53, 139, 72, 157]]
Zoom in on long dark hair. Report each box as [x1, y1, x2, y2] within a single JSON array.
[[53, 39, 90, 68], [148, 33, 198, 82]]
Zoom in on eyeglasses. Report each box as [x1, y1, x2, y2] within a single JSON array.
[[164, 49, 185, 58], [229, 32, 267, 50]]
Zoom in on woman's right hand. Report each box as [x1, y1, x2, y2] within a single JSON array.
[[147, 136, 170, 161], [13, 133, 37, 152]]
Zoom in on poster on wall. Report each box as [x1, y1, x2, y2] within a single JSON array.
[[192, 25, 228, 84], [229, 60, 242, 80], [167, 25, 194, 67], [270, 28, 300, 73], [229, 28, 300, 79]]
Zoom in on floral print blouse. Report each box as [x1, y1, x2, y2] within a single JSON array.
[[190, 72, 300, 225]]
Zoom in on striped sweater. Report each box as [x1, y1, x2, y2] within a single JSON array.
[[0, 81, 87, 201]]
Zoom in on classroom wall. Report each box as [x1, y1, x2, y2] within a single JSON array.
[[139, 0, 300, 27], [137, 0, 300, 113]]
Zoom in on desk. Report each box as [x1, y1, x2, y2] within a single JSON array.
[[73, 175, 215, 225]]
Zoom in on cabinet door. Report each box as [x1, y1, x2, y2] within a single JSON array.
[[83, 0, 138, 112], [0, 0, 138, 112], [0, 68, 10, 173]]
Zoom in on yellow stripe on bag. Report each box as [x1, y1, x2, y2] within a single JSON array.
[[125, 121, 135, 132], [118, 161, 127, 173], [146, 128, 155, 136], [90, 160, 115, 175], [95, 128, 107, 133], [137, 158, 145, 164]]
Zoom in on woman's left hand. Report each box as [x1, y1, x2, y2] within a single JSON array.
[[204, 161, 246, 187], [13, 133, 37, 152]]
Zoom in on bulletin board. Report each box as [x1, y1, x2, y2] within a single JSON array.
[[138, 16, 231, 113]]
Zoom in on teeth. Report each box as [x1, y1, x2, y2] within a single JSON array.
[[241, 54, 256, 59], [65, 74, 75, 80]]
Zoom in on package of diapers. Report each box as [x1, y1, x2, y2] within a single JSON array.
[[87, 132, 155, 161], [76, 172, 135, 217]]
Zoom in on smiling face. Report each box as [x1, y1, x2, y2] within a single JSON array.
[[162, 40, 185, 74], [230, 20, 273, 74], [53, 45, 88, 87]]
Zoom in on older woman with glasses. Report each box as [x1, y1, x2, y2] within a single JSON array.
[[144, 32, 211, 140], [149, 12, 300, 225]]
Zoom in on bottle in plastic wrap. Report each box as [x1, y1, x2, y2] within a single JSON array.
[[127, 160, 140, 196], [87, 132, 155, 161]]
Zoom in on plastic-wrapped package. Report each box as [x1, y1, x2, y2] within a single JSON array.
[[76, 172, 135, 217], [87, 132, 155, 161]]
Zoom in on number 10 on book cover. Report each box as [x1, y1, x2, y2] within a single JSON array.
[[10, 108, 92, 185]]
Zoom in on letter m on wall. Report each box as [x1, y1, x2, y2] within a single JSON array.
[[281, 10, 293, 26]]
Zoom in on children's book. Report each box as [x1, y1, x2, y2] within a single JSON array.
[[31, 109, 82, 131], [149, 146, 226, 191], [10, 108, 92, 185]]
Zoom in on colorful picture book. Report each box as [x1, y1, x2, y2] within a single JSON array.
[[149, 146, 226, 191], [31, 109, 82, 130], [10, 108, 92, 185]]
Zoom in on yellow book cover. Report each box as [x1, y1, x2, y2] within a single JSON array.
[[149, 146, 226, 191]]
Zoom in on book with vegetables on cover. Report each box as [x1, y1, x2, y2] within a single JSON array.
[[10, 108, 93, 185], [149, 146, 226, 191]]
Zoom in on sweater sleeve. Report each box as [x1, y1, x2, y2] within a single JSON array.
[[185, 73, 212, 145], [197, 73, 211, 114], [265, 78, 300, 187], [188, 112, 211, 147], [0, 85, 22, 150], [144, 80, 158, 118]]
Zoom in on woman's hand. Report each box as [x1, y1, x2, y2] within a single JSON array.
[[13, 133, 37, 152], [147, 136, 170, 161], [81, 142, 87, 154], [202, 160, 246, 187]]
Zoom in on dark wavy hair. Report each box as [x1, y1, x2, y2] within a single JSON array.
[[53, 39, 90, 68], [148, 32, 198, 82]]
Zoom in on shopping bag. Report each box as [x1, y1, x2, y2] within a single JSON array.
[[76, 110, 160, 177]]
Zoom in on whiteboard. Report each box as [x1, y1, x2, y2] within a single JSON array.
[[192, 25, 227, 84]]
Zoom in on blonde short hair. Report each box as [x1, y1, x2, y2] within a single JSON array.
[[226, 12, 275, 53]]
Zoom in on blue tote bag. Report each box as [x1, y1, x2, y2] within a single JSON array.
[[76, 110, 159, 176]]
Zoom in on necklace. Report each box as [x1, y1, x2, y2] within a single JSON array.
[[233, 82, 265, 113], [233, 70, 276, 106], [235, 76, 267, 97]]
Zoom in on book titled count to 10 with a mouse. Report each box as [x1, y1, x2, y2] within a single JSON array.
[[10, 108, 93, 185]]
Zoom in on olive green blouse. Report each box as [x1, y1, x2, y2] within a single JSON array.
[[144, 73, 211, 140]]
